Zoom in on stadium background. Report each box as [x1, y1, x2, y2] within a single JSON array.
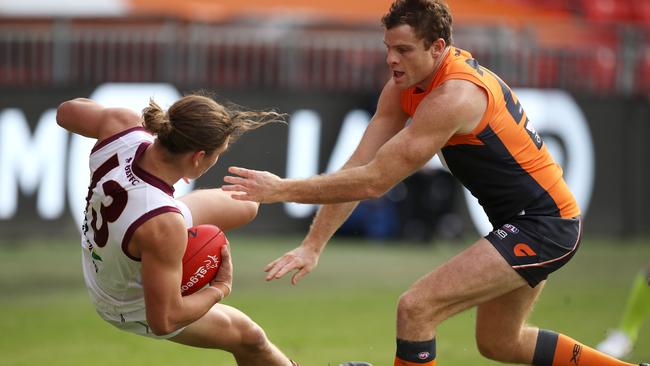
[[0, 0, 649, 365]]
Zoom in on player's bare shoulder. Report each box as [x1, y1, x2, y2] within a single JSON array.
[[424, 79, 488, 134], [376, 78, 409, 120], [130, 211, 187, 260], [380, 78, 404, 103], [98, 107, 143, 140]]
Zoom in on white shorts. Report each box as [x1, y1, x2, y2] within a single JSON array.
[[95, 198, 194, 340], [97, 307, 186, 339]]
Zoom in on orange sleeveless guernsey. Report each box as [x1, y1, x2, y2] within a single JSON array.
[[401, 47, 580, 226]]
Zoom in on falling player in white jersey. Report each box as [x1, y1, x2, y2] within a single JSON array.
[[56, 94, 298, 366]]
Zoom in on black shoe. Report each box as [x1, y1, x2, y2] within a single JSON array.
[[639, 364, 649, 366], [338, 363, 373, 366]]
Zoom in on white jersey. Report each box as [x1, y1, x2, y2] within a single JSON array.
[[81, 127, 190, 319]]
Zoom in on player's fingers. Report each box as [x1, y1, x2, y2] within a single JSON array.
[[228, 166, 255, 178], [272, 255, 304, 280], [291, 268, 309, 285], [215, 246, 233, 283], [265, 257, 294, 280], [223, 176, 250, 186], [228, 192, 254, 201], [220, 245, 231, 264], [265, 259, 287, 280], [264, 256, 284, 272], [221, 184, 245, 192], [274, 260, 301, 279]]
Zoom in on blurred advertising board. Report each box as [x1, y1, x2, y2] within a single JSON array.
[[0, 83, 648, 238]]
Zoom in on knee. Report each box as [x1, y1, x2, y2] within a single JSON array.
[[476, 335, 519, 363], [237, 323, 270, 354], [397, 290, 435, 324], [239, 201, 259, 225]]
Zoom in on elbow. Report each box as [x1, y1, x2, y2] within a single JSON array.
[[56, 98, 86, 128], [149, 322, 176, 337], [364, 183, 387, 200], [56, 101, 72, 128], [362, 163, 393, 199], [56, 98, 88, 128], [363, 176, 391, 200], [150, 325, 174, 337], [147, 315, 178, 337]]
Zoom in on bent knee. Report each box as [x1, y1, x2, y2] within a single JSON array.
[[240, 201, 259, 224], [476, 336, 521, 363], [397, 290, 434, 323], [238, 323, 270, 353]]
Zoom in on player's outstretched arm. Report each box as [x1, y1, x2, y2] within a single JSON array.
[[262, 80, 410, 284], [224, 79, 483, 205], [224, 110, 439, 204]]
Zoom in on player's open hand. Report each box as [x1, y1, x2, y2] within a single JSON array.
[[223, 167, 284, 203], [264, 246, 320, 285]]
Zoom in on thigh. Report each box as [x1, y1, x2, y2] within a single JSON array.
[[178, 188, 259, 231], [169, 303, 258, 350], [408, 238, 528, 319]]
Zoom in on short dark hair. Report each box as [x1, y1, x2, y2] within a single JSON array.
[[381, 0, 453, 49]]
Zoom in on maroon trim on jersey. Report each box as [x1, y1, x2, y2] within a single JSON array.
[[121, 206, 182, 262], [132, 142, 176, 197], [91, 127, 149, 154], [85, 154, 120, 210]]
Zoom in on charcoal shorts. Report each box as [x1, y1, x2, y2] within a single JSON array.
[[486, 215, 582, 287]]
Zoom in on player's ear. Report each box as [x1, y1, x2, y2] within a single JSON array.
[[430, 38, 446, 57], [191, 150, 206, 167]]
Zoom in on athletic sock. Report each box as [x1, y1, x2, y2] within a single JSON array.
[[619, 269, 650, 343], [533, 329, 635, 366], [394, 338, 436, 366]]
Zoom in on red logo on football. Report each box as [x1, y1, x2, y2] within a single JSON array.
[[180, 224, 228, 296]]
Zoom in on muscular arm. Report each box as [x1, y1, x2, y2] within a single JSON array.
[[56, 98, 142, 141], [226, 79, 487, 205], [280, 80, 485, 203], [264, 81, 408, 283], [136, 213, 228, 336], [228, 79, 487, 283], [296, 82, 408, 250]]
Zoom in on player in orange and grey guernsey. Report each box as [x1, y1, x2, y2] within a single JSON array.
[[223, 1, 649, 366], [57, 95, 298, 366]]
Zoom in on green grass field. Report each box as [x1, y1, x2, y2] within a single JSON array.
[[0, 234, 648, 366]]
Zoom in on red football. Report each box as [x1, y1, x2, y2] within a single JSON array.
[[180, 224, 228, 296]]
